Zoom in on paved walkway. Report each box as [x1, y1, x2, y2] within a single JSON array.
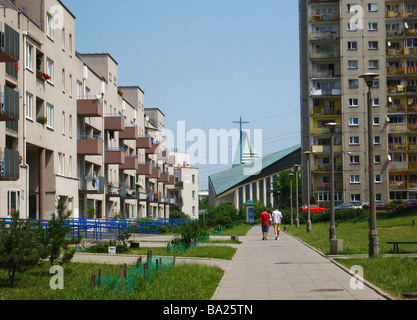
[[211, 225, 390, 300]]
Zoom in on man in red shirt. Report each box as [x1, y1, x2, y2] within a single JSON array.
[[260, 208, 271, 240]]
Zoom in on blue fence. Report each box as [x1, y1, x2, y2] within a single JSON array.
[[0, 217, 192, 241]]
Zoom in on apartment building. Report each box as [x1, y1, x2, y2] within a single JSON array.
[[298, 0, 417, 206], [0, 0, 182, 220]]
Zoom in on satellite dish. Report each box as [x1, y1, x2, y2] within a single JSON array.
[[405, 22, 409, 29], [388, 96, 392, 103]]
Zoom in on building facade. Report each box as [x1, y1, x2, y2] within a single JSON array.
[[0, 0, 187, 220], [300, 0, 417, 206]]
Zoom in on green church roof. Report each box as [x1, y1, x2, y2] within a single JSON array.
[[209, 144, 301, 197]]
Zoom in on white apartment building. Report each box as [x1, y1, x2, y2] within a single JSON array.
[[0, 0, 183, 220]]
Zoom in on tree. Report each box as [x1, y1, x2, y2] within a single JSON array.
[[0, 211, 44, 287], [206, 203, 239, 229], [41, 202, 81, 267], [272, 170, 301, 209]]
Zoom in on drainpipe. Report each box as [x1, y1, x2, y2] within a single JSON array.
[[22, 30, 29, 219]]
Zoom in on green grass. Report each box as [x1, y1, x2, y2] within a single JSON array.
[[285, 211, 417, 255], [335, 257, 417, 300], [0, 262, 224, 300], [129, 245, 237, 260]]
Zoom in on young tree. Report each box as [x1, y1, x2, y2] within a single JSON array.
[[41, 202, 81, 267], [0, 211, 44, 287]]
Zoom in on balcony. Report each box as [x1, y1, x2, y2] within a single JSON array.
[[0, 24, 19, 63], [311, 126, 342, 135], [0, 148, 19, 181], [145, 142, 160, 155], [79, 176, 105, 194], [119, 154, 138, 170], [311, 144, 342, 153], [77, 96, 103, 117], [160, 172, 175, 185], [148, 167, 161, 179], [0, 85, 19, 121], [310, 50, 339, 60], [309, 31, 339, 41], [119, 124, 138, 140], [104, 114, 125, 131], [310, 88, 341, 97], [137, 136, 152, 149], [309, 13, 339, 22], [310, 106, 341, 116], [313, 181, 343, 191], [312, 163, 343, 172], [77, 135, 104, 155], [104, 147, 125, 165], [137, 162, 152, 176]]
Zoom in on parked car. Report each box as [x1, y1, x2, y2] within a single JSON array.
[[334, 203, 361, 210], [298, 204, 328, 213], [361, 202, 394, 210], [398, 200, 417, 210]]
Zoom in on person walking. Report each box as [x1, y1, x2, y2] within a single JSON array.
[[260, 208, 271, 240], [271, 205, 283, 240]]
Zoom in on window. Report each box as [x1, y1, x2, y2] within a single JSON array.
[[62, 111, 65, 134], [47, 13, 54, 39], [62, 69, 65, 92], [69, 74, 73, 96], [368, 22, 378, 31], [368, 41, 378, 49], [350, 155, 360, 164], [62, 27, 65, 50], [76, 81, 82, 98], [7, 190, 20, 216], [373, 117, 380, 125], [374, 155, 381, 164], [25, 42, 33, 70], [46, 58, 54, 83], [375, 175, 381, 183], [348, 60, 358, 69], [368, 3, 378, 12], [369, 60, 379, 69], [69, 34, 73, 55], [46, 103, 54, 128], [347, 41, 357, 50], [373, 98, 380, 107], [69, 156, 72, 178], [348, 98, 359, 107], [350, 175, 360, 183], [349, 117, 359, 126], [374, 136, 381, 145], [350, 136, 360, 145], [69, 115, 72, 137], [347, 23, 358, 31], [348, 79, 359, 88], [58, 153, 65, 176], [350, 194, 361, 202], [25, 92, 33, 119], [372, 79, 379, 88]]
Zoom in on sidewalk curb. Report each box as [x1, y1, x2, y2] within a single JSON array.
[[284, 231, 397, 300]]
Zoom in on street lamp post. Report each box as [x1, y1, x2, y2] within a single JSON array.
[[289, 172, 294, 226], [325, 122, 338, 241], [304, 151, 312, 233], [294, 164, 300, 227], [359, 73, 380, 258]]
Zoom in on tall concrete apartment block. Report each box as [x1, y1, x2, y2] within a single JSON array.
[[299, 0, 417, 207], [0, 0, 183, 220]]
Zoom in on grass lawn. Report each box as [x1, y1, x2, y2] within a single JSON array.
[[0, 261, 224, 300], [285, 210, 417, 255], [285, 210, 417, 299]]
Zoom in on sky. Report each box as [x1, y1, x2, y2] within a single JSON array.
[[66, 0, 301, 191]]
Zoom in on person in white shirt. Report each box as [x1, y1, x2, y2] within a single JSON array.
[[271, 206, 283, 240]]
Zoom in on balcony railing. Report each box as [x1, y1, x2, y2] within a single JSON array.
[[77, 96, 103, 117], [104, 147, 125, 165], [309, 13, 339, 22], [77, 135, 104, 155], [119, 124, 138, 140], [0, 148, 19, 181], [104, 113, 125, 131], [310, 31, 339, 41], [0, 24, 19, 63], [0, 85, 19, 121], [119, 154, 138, 170], [310, 106, 341, 116], [310, 50, 339, 59], [79, 176, 105, 194], [310, 88, 341, 97]]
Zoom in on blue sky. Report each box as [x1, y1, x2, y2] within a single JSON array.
[[67, 0, 301, 190]]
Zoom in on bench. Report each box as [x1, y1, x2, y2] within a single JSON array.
[[386, 241, 417, 253]]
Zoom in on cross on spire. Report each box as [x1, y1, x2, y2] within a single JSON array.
[[233, 116, 250, 164]]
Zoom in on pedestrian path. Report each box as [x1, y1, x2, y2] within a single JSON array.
[[212, 225, 389, 300]]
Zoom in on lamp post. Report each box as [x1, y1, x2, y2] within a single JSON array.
[[289, 172, 294, 226], [304, 151, 312, 233], [294, 164, 300, 227], [325, 122, 338, 241], [359, 73, 379, 258]]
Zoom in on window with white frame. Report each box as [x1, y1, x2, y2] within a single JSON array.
[[348, 98, 359, 107], [46, 58, 54, 83], [58, 153, 65, 176], [374, 155, 381, 164], [368, 41, 378, 50], [350, 194, 361, 202], [25, 92, 33, 119], [25, 42, 33, 70], [7, 190, 20, 215], [368, 22, 378, 30], [349, 117, 359, 126], [348, 60, 358, 69], [348, 79, 359, 88], [373, 98, 380, 106], [350, 155, 360, 164], [46, 103, 54, 128], [347, 41, 358, 50], [375, 175, 381, 183], [47, 13, 54, 39], [369, 60, 379, 69], [374, 136, 381, 144], [373, 117, 380, 125], [350, 136, 360, 145], [350, 175, 360, 183], [347, 23, 358, 31]]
